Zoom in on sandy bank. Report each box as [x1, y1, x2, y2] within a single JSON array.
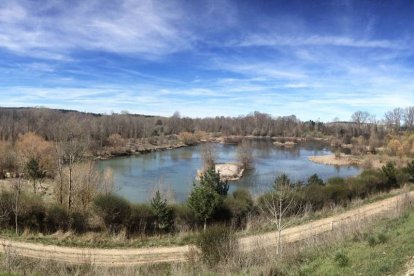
[[197, 163, 245, 181], [309, 154, 360, 166]]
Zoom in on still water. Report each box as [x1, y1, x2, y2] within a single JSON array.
[[97, 140, 360, 203]]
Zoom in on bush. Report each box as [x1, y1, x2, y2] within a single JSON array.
[[367, 235, 377, 246], [171, 204, 197, 232], [196, 224, 237, 266], [94, 194, 131, 233], [70, 212, 88, 233], [334, 250, 349, 267], [18, 195, 46, 232], [45, 206, 69, 233], [381, 162, 398, 190], [0, 191, 13, 227], [222, 189, 254, 228], [127, 204, 156, 236], [377, 233, 388, 244]]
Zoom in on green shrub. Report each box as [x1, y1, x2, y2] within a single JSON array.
[[94, 194, 131, 233], [367, 235, 377, 246], [151, 191, 173, 232], [327, 177, 345, 186], [308, 174, 325, 186], [196, 224, 237, 266], [381, 162, 398, 190], [334, 250, 349, 267], [171, 204, 197, 231], [377, 233, 388, 244], [45, 205, 69, 233], [128, 204, 156, 236], [222, 188, 254, 228]]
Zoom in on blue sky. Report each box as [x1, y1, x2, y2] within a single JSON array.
[[0, 0, 414, 121]]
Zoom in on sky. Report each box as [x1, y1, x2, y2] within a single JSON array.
[[0, 0, 414, 121]]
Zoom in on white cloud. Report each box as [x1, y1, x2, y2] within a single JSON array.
[[234, 34, 407, 50], [0, 0, 193, 59]]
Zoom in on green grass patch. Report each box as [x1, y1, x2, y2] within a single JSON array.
[[292, 210, 414, 276]]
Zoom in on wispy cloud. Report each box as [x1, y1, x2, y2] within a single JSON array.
[[0, 0, 413, 121], [0, 0, 193, 59], [232, 34, 408, 50]]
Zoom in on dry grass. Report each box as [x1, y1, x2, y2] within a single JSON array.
[[1, 191, 413, 275]]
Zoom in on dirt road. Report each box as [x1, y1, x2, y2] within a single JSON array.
[[1, 191, 412, 267]]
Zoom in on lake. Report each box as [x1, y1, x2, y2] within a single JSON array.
[[97, 140, 361, 203]]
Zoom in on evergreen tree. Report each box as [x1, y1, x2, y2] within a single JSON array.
[[307, 174, 325, 186], [26, 158, 45, 194], [188, 185, 221, 232], [405, 160, 414, 181], [381, 162, 398, 189], [151, 190, 173, 231], [199, 166, 229, 196]]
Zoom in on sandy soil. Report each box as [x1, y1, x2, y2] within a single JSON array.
[[215, 163, 244, 181], [197, 163, 244, 181], [1, 191, 412, 267]]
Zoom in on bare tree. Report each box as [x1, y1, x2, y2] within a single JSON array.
[[11, 157, 25, 235], [351, 111, 370, 128], [54, 120, 86, 211], [201, 143, 217, 170], [258, 174, 302, 255], [100, 167, 115, 195], [237, 139, 254, 169], [385, 108, 404, 132], [76, 160, 101, 211], [404, 106, 414, 130]]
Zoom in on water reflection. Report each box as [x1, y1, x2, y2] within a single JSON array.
[[97, 141, 361, 203]]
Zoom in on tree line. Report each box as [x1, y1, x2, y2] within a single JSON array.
[[0, 107, 410, 143]]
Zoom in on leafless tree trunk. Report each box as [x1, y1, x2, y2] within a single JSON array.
[[404, 106, 414, 130], [237, 139, 254, 169], [258, 174, 302, 255], [12, 175, 23, 234], [201, 143, 216, 170]]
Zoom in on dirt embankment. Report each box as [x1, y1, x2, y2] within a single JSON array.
[[1, 191, 412, 267]]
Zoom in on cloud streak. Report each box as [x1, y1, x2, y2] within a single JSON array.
[[0, 0, 413, 121]]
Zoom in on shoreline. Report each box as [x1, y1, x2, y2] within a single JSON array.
[[97, 135, 330, 161]]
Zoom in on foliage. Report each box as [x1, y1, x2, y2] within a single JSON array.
[[188, 184, 221, 230], [93, 194, 131, 233], [405, 160, 414, 180], [334, 250, 350, 267], [127, 204, 156, 236], [199, 166, 229, 196], [70, 212, 87, 233], [45, 205, 70, 233], [196, 224, 237, 267], [151, 191, 173, 232], [223, 189, 254, 228], [307, 173, 324, 186], [381, 162, 398, 189]]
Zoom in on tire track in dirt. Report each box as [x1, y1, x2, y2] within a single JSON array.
[[1, 191, 412, 267]]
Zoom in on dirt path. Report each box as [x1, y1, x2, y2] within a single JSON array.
[[1, 192, 413, 267]]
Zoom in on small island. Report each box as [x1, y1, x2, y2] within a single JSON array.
[[197, 162, 245, 181]]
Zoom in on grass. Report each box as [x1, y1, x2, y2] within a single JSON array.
[[0, 186, 411, 250], [288, 210, 414, 275], [1, 209, 414, 275], [0, 228, 198, 249]]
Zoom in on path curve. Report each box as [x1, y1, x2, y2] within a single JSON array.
[[1, 191, 413, 267]]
